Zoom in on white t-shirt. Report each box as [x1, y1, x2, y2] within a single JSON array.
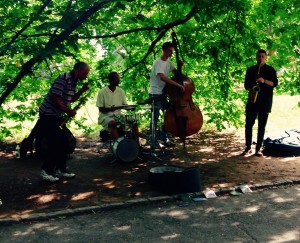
[[96, 86, 127, 124], [149, 57, 175, 95]]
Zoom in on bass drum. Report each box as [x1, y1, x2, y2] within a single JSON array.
[[112, 137, 139, 163]]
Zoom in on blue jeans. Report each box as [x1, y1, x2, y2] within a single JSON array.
[[149, 94, 168, 142]]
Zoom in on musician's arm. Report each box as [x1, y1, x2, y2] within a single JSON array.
[[263, 67, 278, 87], [171, 68, 177, 75], [121, 89, 128, 105], [244, 68, 254, 90], [51, 94, 76, 117], [98, 107, 115, 113], [96, 90, 113, 113], [157, 73, 184, 91], [263, 79, 275, 87], [71, 83, 89, 102]]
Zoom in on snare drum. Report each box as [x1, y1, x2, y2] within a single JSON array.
[[112, 137, 139, 163]]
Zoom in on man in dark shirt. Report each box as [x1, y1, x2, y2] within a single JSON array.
[[39, 62, 90, 182], [242, 49, 278, 156]]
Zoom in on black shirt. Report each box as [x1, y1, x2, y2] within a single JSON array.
[[245, 63, 278, 113]]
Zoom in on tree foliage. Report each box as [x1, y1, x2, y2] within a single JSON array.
[[0, 0, 299, 138]]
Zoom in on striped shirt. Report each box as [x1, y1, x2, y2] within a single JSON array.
[[39, 72, 77, 116]]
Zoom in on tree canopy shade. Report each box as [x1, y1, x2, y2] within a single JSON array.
[[0, 0, 299, 137]]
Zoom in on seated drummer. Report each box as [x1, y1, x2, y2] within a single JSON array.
[[96, 71, 139, 143]]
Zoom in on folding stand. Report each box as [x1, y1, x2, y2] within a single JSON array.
[[146, 97, 165, 161]]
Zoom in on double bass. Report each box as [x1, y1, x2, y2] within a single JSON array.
[[164, 32, 203, 147]]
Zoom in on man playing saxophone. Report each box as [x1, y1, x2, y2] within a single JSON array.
[[242, 49, 278, 156]]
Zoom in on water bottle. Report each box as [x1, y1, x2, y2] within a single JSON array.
[[16, 145, 20, 159]]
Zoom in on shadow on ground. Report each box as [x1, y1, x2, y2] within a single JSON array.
[[0, 130, 299, 219]]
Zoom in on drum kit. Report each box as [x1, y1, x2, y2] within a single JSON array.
[[107, 95, 167, 163]]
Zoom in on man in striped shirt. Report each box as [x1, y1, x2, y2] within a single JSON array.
[[39, 62, 90, 182]]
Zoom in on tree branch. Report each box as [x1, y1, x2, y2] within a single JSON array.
[[81, 27, 160, 39], [0, 0, 113, 106], [0, 0, 52, 56], [0, 3, 199, 106], [122, 5, 199, 74]]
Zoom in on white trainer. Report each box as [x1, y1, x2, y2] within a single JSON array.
[[54, 170, 75, 179], [40, 170, 59, 182]]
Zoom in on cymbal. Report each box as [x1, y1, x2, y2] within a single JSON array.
[[137, 94, 166, 105]]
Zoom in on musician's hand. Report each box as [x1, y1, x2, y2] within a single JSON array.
[[66, 109, 76, 117], [256, 77, 264, 84], [178, 84, 185, 92], [81, 83, 89, 92]]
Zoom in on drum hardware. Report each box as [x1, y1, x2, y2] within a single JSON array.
[[137, 94, 166, 105], [97, 131, 140, 164], [140, 106, 161, 110], [111, 135, 140, 163], [116, 113, 140, 137], [124, 113, 141, 124], [108, 112, 141, 163], [110, 104, 138, 111], [140, 95, 165, 162]]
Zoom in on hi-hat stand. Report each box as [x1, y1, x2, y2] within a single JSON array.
[[138, 95, 166, 161], [149, 97, 165, 161]]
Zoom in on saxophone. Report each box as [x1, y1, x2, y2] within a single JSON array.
[[249, 64, 261, 104]]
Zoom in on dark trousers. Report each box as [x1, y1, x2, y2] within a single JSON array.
[[39, 115, 69, 175], [245, 105, 269, 150]]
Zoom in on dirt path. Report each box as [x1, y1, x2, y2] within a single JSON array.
[[0, 130, 299, 219]]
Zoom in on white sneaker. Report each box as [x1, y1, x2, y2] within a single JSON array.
[[40, 170, 59, 182], [54, 170, 75, 179]]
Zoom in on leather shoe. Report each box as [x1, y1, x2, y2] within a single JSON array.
[[241, 147, 252, 156]]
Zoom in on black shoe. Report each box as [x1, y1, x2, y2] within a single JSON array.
[[241, 147, 252, 156], [20, 138, 33, 158]]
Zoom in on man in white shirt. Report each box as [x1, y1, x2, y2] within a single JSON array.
[[96, 72, 139, 142], [149, 42, 185, 146]]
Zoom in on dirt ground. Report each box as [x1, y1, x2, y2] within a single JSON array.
[[0, 130, 300, 219]]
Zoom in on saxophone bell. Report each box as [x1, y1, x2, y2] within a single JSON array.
[[251, 83, 260, 104], [252, 84, 260, 92]]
